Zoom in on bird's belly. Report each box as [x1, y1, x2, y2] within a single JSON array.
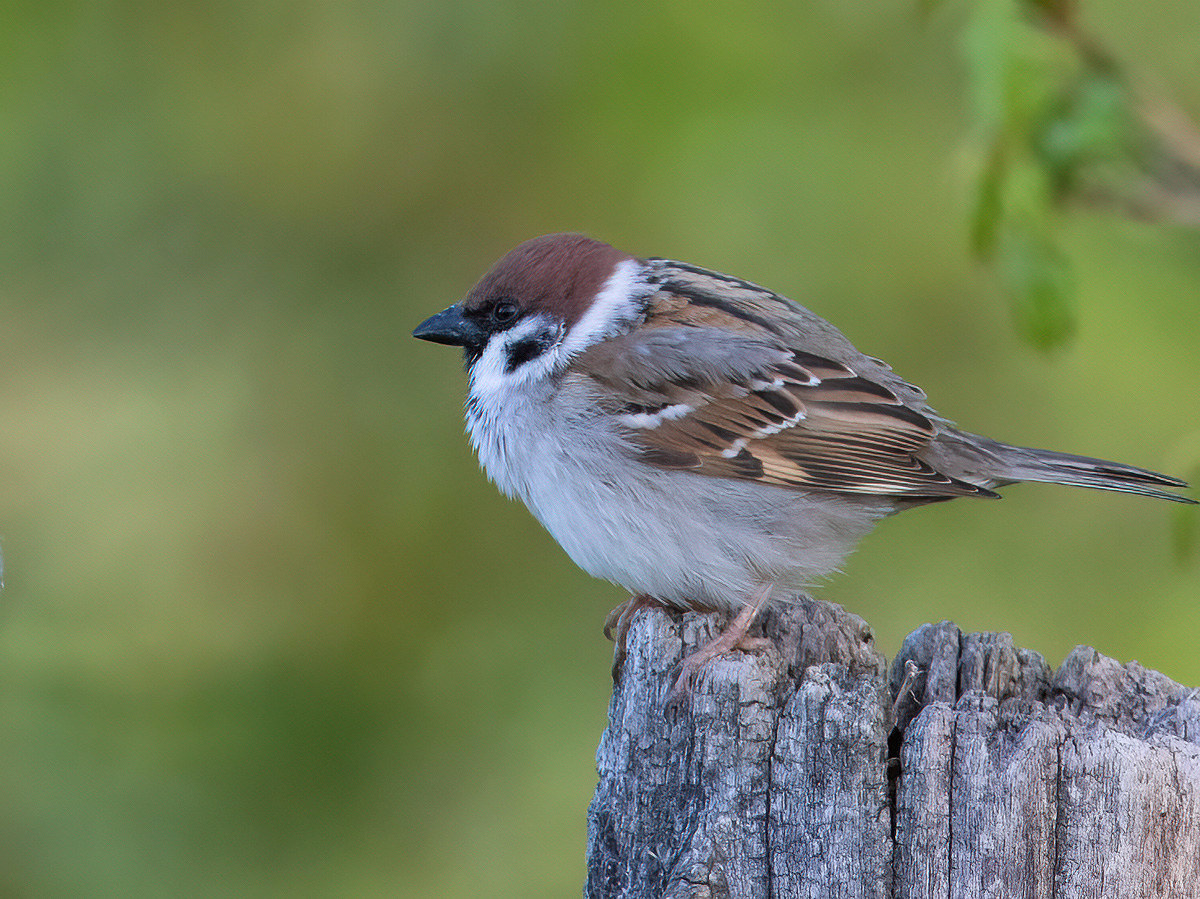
[[523, 458, 888, 613], [470, 398, 890, 611]]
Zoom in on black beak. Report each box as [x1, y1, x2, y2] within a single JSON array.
[[412, 305, 486, 348]]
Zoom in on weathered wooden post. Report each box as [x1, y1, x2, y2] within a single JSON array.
[[586, 600, 1200, 898]]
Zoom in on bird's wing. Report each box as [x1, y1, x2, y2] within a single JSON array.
[[574, 268, 997, 499]]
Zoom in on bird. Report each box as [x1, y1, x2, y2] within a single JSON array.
[[413, 233, 1196, 691]]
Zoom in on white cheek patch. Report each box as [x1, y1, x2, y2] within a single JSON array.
[[470, 259, 652, 402], [469, 314, 564, 400], [560, 258, 653, 357]]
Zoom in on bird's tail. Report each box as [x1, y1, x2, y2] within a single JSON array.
[[970, 435, 1197, 504]]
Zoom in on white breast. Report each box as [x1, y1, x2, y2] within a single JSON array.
[[467, 371, 888, 612]]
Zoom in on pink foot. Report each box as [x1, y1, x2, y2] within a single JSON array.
[[669, 597, 774, 700]]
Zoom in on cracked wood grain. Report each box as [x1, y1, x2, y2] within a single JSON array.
[[586, 605, 1200, 898]]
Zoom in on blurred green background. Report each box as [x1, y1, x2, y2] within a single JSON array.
[[1, 1, 1197, 896]]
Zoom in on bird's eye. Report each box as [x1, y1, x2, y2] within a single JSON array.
[[491, 299, 518, 325]]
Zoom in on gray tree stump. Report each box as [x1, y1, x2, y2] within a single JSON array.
[[586, 600, 1200, 898]]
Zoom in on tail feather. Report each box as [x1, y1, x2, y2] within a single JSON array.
[[993, 444, 1197, 504]]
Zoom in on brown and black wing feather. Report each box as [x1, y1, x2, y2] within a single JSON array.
[[577, 263, 997, 499], [622, 347, 994, 498]]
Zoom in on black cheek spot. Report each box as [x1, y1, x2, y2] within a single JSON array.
[[504, 333, 554, 373]]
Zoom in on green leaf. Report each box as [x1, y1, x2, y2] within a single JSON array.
[[1034, 73, 1130, 192], [961, 0, 1019, 134], [1020, 0, 1075, 28], [999, 228, 1076, 349], [970, 146, 1006, 258]]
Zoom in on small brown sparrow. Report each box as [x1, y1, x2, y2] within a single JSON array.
[[414, 234, 1195, 690]]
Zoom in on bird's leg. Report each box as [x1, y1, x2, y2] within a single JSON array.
[[603, 594, 648, 643], [604, 593, 667, 682], [671, 584, 774, 698], [606, 594, 731, 683]]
